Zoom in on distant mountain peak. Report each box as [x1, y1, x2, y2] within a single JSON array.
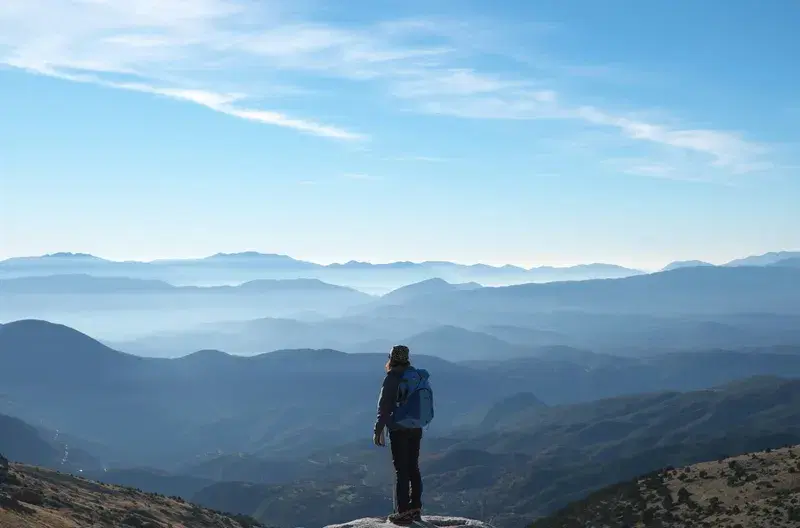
[[661, 260, 715, 271], [0, 319, 138, 367], [382, 278, 482, 301], [44, 252, 102, 260], [178, 349, 234, 361], [725, 250, 800, 267], [206, 251, 293, 260], [237, 278, 362, 293]]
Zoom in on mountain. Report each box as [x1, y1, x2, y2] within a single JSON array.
[[529, 444, 800, 528], [193, 376, 800, 528], [351, 325, 529, 362], [466, 348, 800, 405], [0, 274, 364, 295], [725, 250, 800, 267], [379, 278, 483, 304], [0, 274, 175, 293], [527, 263, 642, 281], [0, 252, 642, 290], [368, 266, 800, 318], [0, 320, 535, 467], [0, 459, 265, 527], [11, 255, 800, 343], [7, 320, 800, 470], [0, 252, 107, 267], [474, 325, 567, 347], [116, 314, 438, 358], [479, 392, 547, 429], [115, 308, 800, 360], [192, 252, 319, 270], [401, 325, 528, 361], [0, 413, 101, 473], [661, 259, 714, 271], [0, 276, 374, 339], [773, 256, 800, 268]]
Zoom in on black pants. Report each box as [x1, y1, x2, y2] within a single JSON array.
[[389, 427, 423, 513]]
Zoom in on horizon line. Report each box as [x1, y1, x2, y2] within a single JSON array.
[[0, 249, 797, 272], [0, 250, 664, 271]]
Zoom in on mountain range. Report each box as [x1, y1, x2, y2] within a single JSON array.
[[3, 249, 800, 526], [2, 249, 797, 285], [194, 375, 800, 528], [0, 251, 643, 291], [7, 380, 800, 528], [4, 263, 800, 348], [4, 319, 800, 526]]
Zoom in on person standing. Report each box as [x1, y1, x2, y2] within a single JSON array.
[[374, 344, 434, 525]]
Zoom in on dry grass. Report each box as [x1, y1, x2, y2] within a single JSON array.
[[0, 462, 263, 528], [651, 445, 800, 528], [531, 444, 800, 528]]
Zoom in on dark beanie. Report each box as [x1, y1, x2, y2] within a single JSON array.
[[390, 345, 410, 363]]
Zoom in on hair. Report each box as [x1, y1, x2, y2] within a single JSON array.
[[383, 356, 411, 374], [384, 358, 411, 373]]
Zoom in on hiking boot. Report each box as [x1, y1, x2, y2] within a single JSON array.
[[387, 511, 414, 526], [410, 509, 422, 522]]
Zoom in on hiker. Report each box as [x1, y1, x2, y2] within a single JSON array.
[[374, 344, 434, 525]]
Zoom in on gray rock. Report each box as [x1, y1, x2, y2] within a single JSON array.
[[325, 516, 495, 528]]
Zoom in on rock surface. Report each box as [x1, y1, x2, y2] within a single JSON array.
[[325, 516, 494, 528]]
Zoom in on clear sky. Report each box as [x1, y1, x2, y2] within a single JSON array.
[[1, 0, 799, 270]]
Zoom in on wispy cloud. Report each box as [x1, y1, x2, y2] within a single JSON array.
[[0, 0, 370, 140], [11, 61, 363, 140], [0, 0, 779, 174]]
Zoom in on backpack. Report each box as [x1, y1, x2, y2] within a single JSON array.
[[392, 367, 434, 429]]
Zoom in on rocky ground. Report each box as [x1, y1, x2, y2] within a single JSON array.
[[530, 444, 800, 528], [0, 454, 264, 528], [325, 516, 494, 528]]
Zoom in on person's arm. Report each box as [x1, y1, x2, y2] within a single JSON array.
[[374, 372, 400, 435]]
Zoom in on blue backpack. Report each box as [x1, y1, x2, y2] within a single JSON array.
[[392, 367, 434, 429]]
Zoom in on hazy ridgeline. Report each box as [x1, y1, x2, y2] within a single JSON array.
[[2, 250, 800, 527], [1, 251, 799, 347]]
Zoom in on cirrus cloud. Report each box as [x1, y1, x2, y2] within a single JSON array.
[[0, 0, 780, 176]]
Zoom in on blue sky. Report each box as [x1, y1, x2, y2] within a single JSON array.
[[1, 0, 798, 269]]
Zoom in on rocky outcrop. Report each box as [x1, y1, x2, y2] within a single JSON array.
[[325, 516, 494, 528]]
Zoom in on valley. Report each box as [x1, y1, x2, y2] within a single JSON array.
[[3, 254, 800, 527]]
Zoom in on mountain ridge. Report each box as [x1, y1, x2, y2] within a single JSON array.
[[529, 444, 800, 528], [0, 275, 369, 295]]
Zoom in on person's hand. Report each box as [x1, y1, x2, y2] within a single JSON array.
[[373, 429, 385, 447]]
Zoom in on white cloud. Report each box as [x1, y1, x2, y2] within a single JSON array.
[[0, 0, 366, 140], [390, 68, 531, 98], [573, 106, 768, 174], [12, 62, 362, 140], [0, 0, 778, 172]]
